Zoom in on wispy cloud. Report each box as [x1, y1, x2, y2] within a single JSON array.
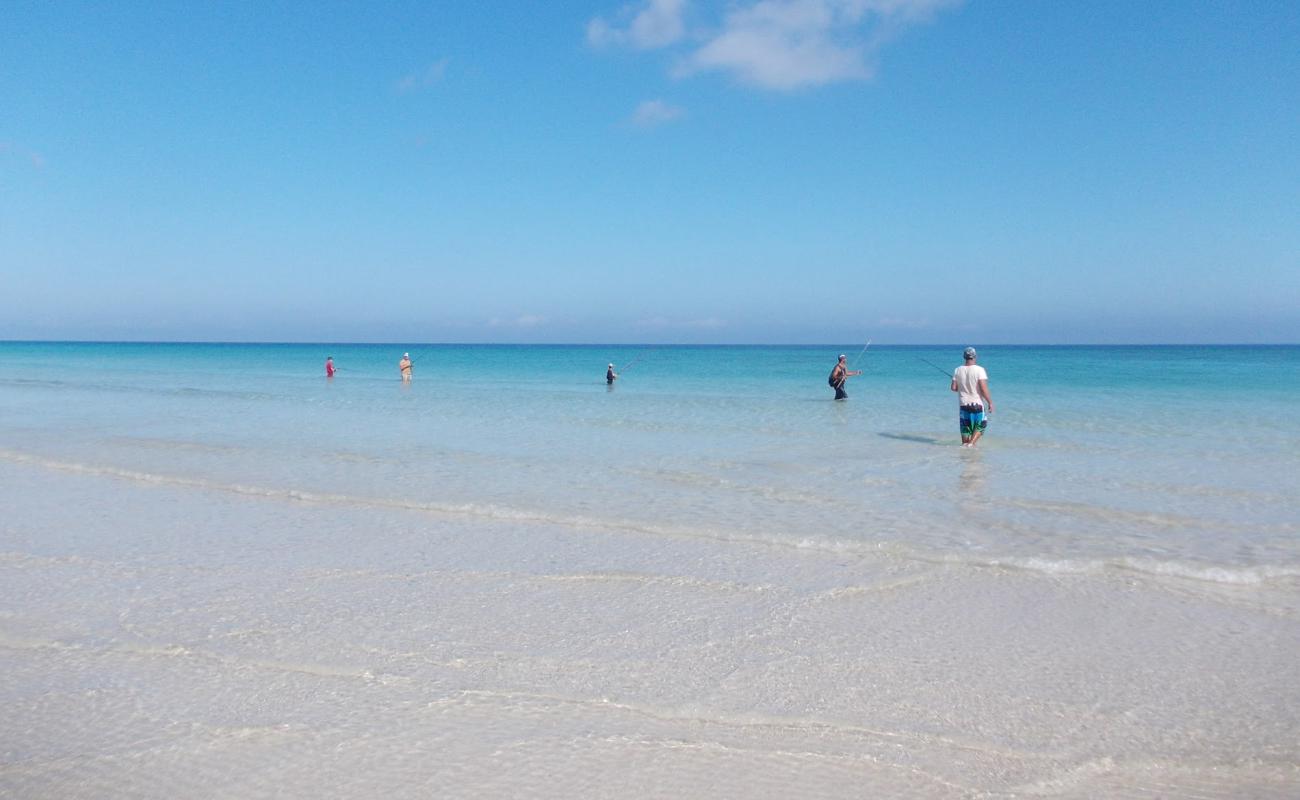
[[588, 0, 688, 49], [629, 99, 686, 127], [590, 0, 960, 90], [0, 141, 46, 169], [636, 315, 726, 329], [395, 58, 450, 94], [489, 314, 547, 328], [876, 315, 930, 329]]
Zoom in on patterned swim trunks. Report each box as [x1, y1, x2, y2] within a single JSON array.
[[959, 405, 987, 437]]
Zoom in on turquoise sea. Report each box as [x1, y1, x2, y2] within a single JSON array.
[[2, 342, 1297, 575], [3, 342, 1299, 797]]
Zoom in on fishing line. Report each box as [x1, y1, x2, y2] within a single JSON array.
[[919, 357, 952, 378], [849, 339, 872, 370], [620, 346, 660, 374]]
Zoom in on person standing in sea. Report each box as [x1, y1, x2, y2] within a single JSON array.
[[325, 356, 335, 378], [398, 353, 412, 382], [828, 354, 861, 400], [951, 347, 993, 447], [606, 363, 617, 385]]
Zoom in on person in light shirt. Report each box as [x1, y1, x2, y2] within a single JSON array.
[[951, 347, 994, 447]]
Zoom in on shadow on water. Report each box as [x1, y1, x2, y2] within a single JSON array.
[[877, 432, 949, 446]]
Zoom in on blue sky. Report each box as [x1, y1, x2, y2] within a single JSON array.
[[2, 0, 1297, 343]]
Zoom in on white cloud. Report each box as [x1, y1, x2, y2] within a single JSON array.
[[591, 0, 960, 90], [630, 99, 686, 127], [682, 0, 869, 89], [683, 10, 867, 88], [396, 58, 450, 93], [588, 0, 688, 49]]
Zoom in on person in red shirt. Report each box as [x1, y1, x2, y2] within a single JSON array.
[[325, 356, 335, 378]]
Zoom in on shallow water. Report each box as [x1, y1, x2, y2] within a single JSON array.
[[2, 342, 1298, 797], [3, 343, 1297, 576]]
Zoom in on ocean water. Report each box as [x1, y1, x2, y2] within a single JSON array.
[[2, 342, 1299, 797], [3, 342, 1297, 574]]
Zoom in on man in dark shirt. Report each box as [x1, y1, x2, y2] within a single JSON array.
[[828, 355, 860, 400]]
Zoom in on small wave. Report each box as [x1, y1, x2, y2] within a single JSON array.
[[1005, 497, 1204, 529], [190, 722, 305, 743], [15, 539, 1273, 598], [0, 633, 77, 652], [0, 448, 863, 556], [116, 642, 195, 659], [0, 377, 72, 389], [0, 377, 282, 403], [1115, 558, 1300, 585], [300, 565, 773, 596], [5, 448, 1297, 590], [0, 628, 383, 682], [811, 574, 939, 601], [1010, 757, 1300, 798], [627, 467, 836, 506], [0, 551, 98, 568], [104, 436, 254, 455], [534, 571, 771, 594], [236, 658, 376, 681], [170, 386, 280, 402], [948, 554, 1300, 586], [431, 689, 1024, 757], [134, 642, 382, 682]]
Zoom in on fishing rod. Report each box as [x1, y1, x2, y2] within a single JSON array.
[[849, 339, 872, 370], [620, 346, 660, 374], [918, 357, 952, 378]]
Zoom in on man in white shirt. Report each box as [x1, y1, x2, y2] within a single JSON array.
[[950, 347, 993, 447]]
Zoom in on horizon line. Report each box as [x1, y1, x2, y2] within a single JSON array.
[[2, 339, 1296, 348]]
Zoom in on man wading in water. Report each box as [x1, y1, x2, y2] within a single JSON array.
[[951, 347, 994, 447], [828, 354, 861, 400]]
